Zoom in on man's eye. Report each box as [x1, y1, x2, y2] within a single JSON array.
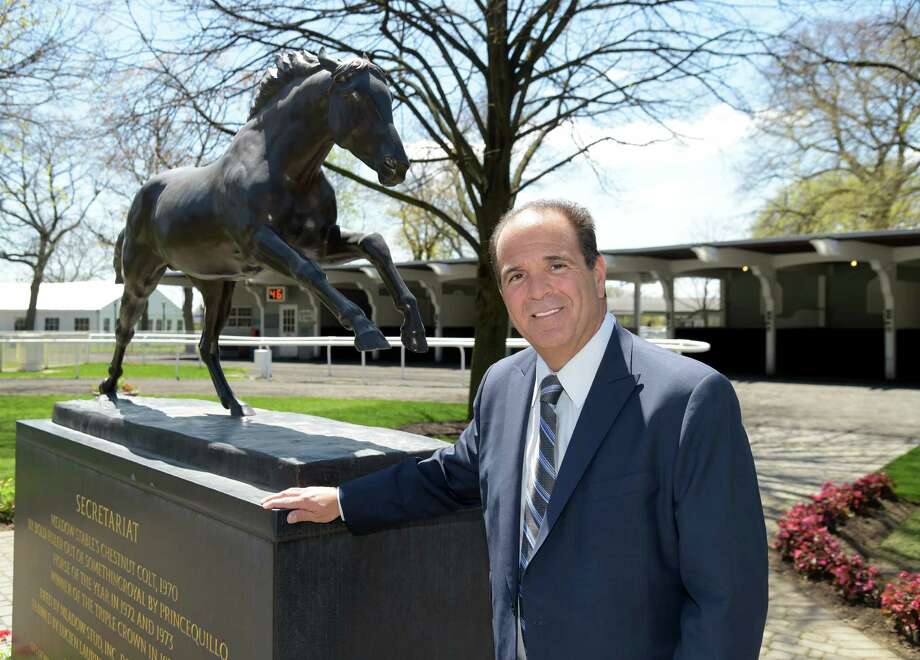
[[550, 262, 567, 271], [506, 273, 523, 284]]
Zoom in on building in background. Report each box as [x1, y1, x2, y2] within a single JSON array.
[[159, 228, 920, 382], [0, 281, 184, 333]]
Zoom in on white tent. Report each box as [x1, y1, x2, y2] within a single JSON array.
[[0, 281, 185, 332]]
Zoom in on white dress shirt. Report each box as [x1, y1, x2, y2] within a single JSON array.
[[517, 313, 614, 659]]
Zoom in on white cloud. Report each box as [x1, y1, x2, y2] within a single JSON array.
[[403, 139, 448, 161], [604, 67, 632, 83], [545, 103, 754, 168], [526, 103, 762, 250], [360, 103, 764, 258]]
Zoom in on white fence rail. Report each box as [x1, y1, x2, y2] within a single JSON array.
[[0, 332, 710, 379]]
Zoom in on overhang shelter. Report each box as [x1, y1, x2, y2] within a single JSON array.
[[604, 229, 920, 381], [161, 228, 920, 382]]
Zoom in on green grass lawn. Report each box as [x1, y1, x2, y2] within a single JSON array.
[[883, 443, 920, 503], [878, 445, 920, 569], [880, 509, 920, 571], [236, 395, 466, 429], [0, 362, 244, 380], [0, 393, 467, 522]]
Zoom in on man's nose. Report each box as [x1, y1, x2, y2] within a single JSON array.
[[526, 272, 551, 299]]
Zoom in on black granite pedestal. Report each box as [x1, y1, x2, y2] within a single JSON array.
[[13, 397, 492, 659]]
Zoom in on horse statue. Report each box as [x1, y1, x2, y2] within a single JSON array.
[[99, 50, 428, 416]]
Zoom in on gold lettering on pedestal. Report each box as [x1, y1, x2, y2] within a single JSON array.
[[32, 589, 106, 660], [75, 494, 140, 544], [27, 510, 233, 660]]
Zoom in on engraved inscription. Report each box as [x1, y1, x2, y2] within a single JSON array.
[[25, 498, 232, 660], [75, 494, 140, 544]]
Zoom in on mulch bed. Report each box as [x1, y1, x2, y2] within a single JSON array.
[[771, 498, 920, 659], [398, 420, 468, 440]]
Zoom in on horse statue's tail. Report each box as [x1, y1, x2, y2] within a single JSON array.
[[113, 229, 125, 284]]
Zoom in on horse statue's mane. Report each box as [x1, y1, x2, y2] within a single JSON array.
[[248, 50, 387, 121]]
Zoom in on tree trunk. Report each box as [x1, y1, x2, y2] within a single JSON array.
[[25, 268, 44, 331], [468, 259, 509, 414], [467, 167, 515, 415], [141, 302, 149, 332], [467, 177, 514, 414], [467, 0, 515, 415], [183, 286, 196, 352], [702, 280, 709, 328]]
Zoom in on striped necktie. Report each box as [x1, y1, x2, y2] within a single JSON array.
[[520, 374, 564, 573]]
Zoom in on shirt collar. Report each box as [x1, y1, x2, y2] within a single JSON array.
[[533, 313, 616, 411]]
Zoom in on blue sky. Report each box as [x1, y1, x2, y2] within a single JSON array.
[[2, 0, 862, 281], [346, 99, 766, 262], [524, 103, 762, 250]]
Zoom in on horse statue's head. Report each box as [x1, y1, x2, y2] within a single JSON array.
[[317, 51, 410, 187]]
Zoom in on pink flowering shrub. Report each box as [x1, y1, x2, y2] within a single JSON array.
[[789, 526, 846, 579], [811, 481, 860, 525], [881, 572, 920, 644], [775, 473, 896, 557], [852, 473, 896, 507], [832, 554, 882, 606], [773, 471, 920, 646], [773, 502, 827, 558]]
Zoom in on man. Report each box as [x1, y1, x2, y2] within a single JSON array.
[[261, 200, 769, 659]]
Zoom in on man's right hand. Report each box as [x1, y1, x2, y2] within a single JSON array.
[[260, 486, 341, 524]]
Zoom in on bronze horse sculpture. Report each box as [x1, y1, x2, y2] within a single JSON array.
[[100, 51, 427, 416]]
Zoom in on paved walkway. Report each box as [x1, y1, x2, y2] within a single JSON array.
[[4, 367, 920, 657], [752, 423, 917, 658], [0, 530, 10, 633]]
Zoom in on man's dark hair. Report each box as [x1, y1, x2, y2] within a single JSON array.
[[488, 199, 601, 282]]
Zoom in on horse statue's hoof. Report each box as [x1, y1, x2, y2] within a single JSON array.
[[230, 401, 255, 417], [98, 381, 119, 403], [402, 327, 429, 353], [355, 328, 390, 352]]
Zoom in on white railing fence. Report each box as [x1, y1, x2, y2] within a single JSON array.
[[0, 333, 710, 380]]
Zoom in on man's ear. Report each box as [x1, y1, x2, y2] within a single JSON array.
[[592, 255, 606, 298]]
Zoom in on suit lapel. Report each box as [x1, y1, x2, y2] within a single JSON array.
[[530, 324, 639, 559], [499, 351, 536, 603]]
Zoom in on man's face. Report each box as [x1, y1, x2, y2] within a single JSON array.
[[496, 209, 607, 371]]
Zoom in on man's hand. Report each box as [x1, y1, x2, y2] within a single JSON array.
[[260, 486, 340, 524]]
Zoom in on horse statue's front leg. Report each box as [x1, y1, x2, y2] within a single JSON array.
[[324, 227, 428, 354], [251, 225, 391, 352]]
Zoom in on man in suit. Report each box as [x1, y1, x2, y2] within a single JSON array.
[[261, 199, 769, 659]]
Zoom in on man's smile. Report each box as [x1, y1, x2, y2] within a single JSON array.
[[532, 307, 563, 318]]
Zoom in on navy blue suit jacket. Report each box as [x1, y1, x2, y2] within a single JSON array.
[[340, 322, 768, 659]]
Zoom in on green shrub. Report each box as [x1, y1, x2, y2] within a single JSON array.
[[0, 479, 13, 525]]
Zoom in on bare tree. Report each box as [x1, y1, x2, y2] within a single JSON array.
[[787, 0, 919, 85], [44, 230, 111, 282], [122, 0, 759, 409], [0, 128, 101, 329], [182, 287, 195, 334], [0, 0, 61, 124], [747, 7, 919, 236], [393, 161, 475, 259], [100, 72, 229, 196], [0, 1, 89, 134], [97, 57, 236, 333], [681, 278, 719, 327]]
